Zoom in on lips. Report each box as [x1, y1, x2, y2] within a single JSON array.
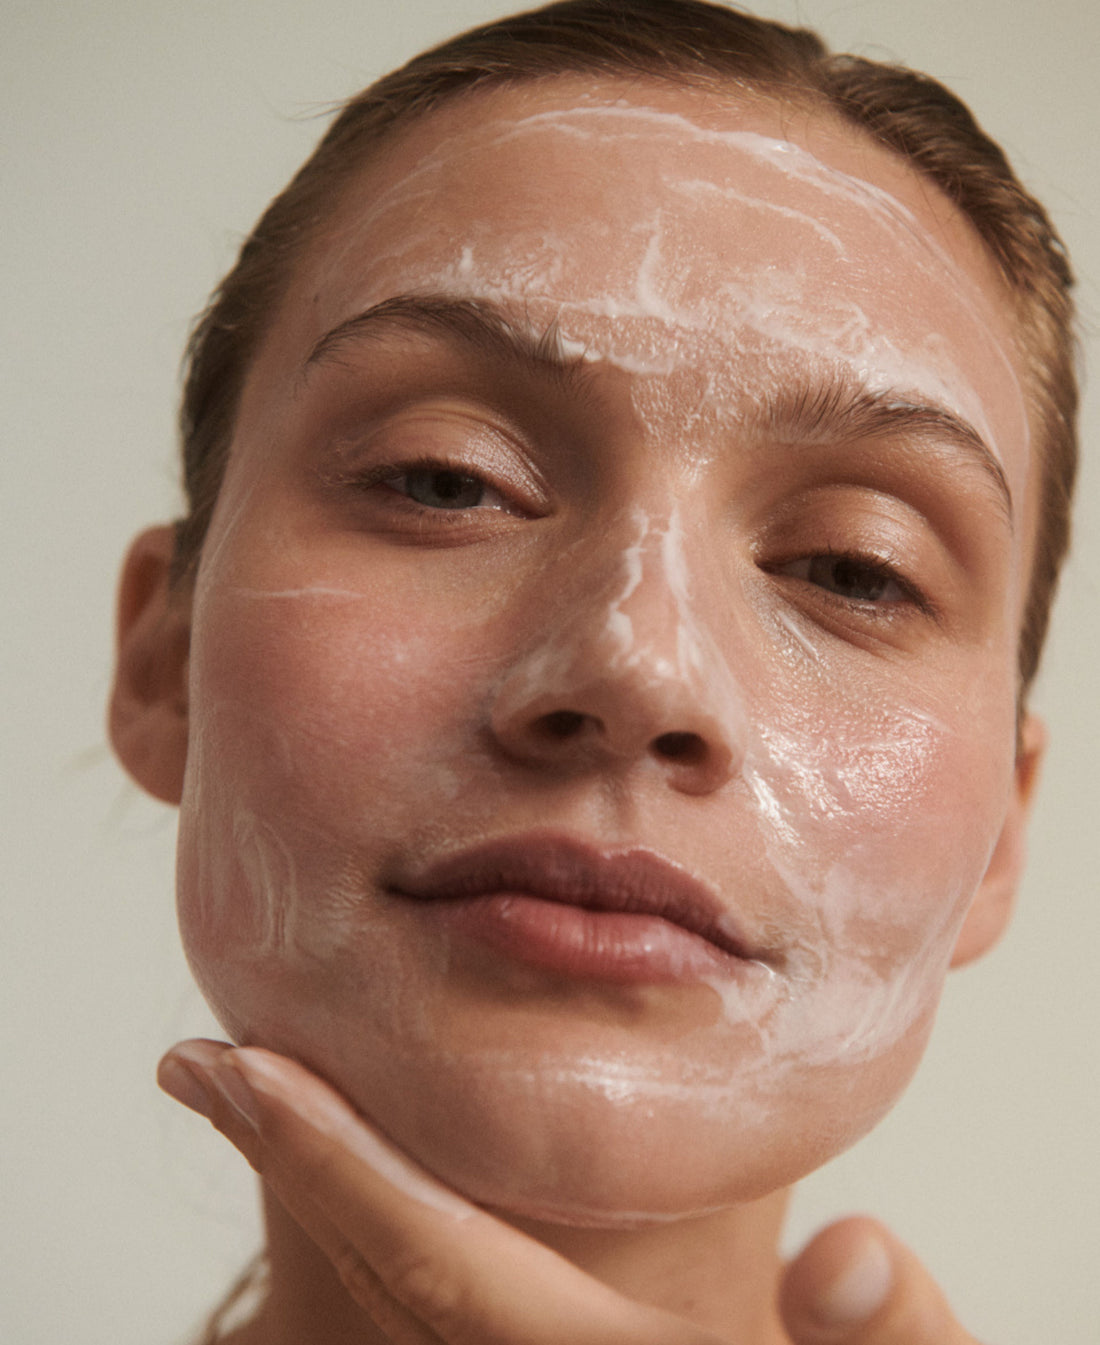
[[389, 833, 777, 983]]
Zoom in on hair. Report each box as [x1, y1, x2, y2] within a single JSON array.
[[175, 0, 1077, 697]]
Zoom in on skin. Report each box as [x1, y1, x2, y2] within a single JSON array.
[[111, 76, 1044, 1340], [156, 1038, 988, 1344]]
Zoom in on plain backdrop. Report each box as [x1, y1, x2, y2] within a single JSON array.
[[3, 2, 1097, 1342]]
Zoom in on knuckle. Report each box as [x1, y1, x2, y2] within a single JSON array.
[[386, 1248, 470, 1334], [331, 1240, 388, 1314]]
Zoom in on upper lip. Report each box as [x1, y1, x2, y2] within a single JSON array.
[[389, 832, 777, 965]]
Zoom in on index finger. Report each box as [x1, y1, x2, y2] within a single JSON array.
[[162, 1041, 729, 1345]]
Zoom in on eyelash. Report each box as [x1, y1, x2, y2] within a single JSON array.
[[767, 548, 937, 620], [338, 456, 937, 621], [344, 455, 526, 517]]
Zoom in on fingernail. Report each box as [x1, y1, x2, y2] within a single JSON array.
[[814, 1233, 892, 1326], [211, 1060, 261, 1131], [159, 1044, 260, 1132], [158, 1054, 214, 1119]]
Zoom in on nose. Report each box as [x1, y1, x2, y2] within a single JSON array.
[[488, 513, 746, 797]]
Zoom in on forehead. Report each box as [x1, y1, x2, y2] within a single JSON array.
[[259, 75, 1033, 512]]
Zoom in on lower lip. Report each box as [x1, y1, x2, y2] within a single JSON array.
[[424, 893, 744, 984]]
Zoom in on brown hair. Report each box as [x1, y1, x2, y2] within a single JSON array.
[[176, 0, 1077, 695]]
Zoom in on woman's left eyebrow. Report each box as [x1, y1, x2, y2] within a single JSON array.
[[302, 293, 590, 388], [755, 375, 1015, 528]]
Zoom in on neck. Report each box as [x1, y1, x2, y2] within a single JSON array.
[[223, 1180, 792, 1344]]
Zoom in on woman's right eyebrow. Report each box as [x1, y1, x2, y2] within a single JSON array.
[[302, 292, 592, 391]]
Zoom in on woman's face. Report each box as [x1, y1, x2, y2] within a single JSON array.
[[174, 78, 1036, 1224]]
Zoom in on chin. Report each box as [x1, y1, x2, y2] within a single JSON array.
[[288, 1024, 930, 1230], [178, 869, 940, 1227]]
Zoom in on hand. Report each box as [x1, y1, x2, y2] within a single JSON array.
[[780, 1218, 983, 1344], [159, 1040, 983, 1345], [159, 1039, 728, 1345]]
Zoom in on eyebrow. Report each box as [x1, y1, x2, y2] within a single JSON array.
[[304, 292, 592, 390], [304, 293, 1014, 526], [755, 376, 1014, 527]]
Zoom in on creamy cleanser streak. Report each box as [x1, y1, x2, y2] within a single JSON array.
[[327, 104, 1027, 463], [178, 79, 1030, 1225]]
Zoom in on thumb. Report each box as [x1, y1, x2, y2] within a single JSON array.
[[779, 1216, 974, 1344]]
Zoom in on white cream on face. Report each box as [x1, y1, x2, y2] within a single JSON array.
[[177, 80, 1030, 1225], [313, 99, 1029, 476]]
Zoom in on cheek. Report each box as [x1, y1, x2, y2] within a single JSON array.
[[735, 659, 1017, 1070], [191, 577, 486, 790], [175, 582, 488, 1004]]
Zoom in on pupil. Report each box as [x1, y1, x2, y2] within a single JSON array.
[[830, 558, 885, 601], [406, 469, 484, 509]]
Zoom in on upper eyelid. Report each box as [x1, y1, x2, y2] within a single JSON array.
[[752, 379, 1014, 533], [383, 460, 500, 491], [335, 401, 516, 449], [320, 402, 552, 503]]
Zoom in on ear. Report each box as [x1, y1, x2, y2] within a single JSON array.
[[108, 525, 191, 806], [950, 712, 1046, 968]]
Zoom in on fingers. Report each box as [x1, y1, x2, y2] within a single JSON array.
[[158, 1040, 456, 1345], [158, 1040, 726, 1345], [780, 1216, 979, 1344]]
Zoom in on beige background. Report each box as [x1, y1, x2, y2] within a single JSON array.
[[2, 2, 1096, 1341]]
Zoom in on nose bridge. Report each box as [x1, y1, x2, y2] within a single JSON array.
[[535, 506, 711, 695], [629, 507, 708, 673], [613, 506, 746, 738], [488, 504, 749, 789], [602, 506, 704, 677]]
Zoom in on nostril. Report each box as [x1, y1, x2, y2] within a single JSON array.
[[538, 710, 589, 740], [652, 730, 707, 765]]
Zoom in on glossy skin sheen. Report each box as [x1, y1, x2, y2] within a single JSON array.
[[175, 80, 1034, 1226]]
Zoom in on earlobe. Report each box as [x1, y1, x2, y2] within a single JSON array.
[[949, 713, 1046, 968], [108, 525, 192, 806]]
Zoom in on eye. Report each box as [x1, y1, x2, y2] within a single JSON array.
[[371, 460, 521, 514], [784, 554, 907, 604], [772, 551, 932, 612], [388, 466, 494, 510]]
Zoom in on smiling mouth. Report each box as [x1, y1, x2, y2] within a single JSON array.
[[389, 833, 780, 985]]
